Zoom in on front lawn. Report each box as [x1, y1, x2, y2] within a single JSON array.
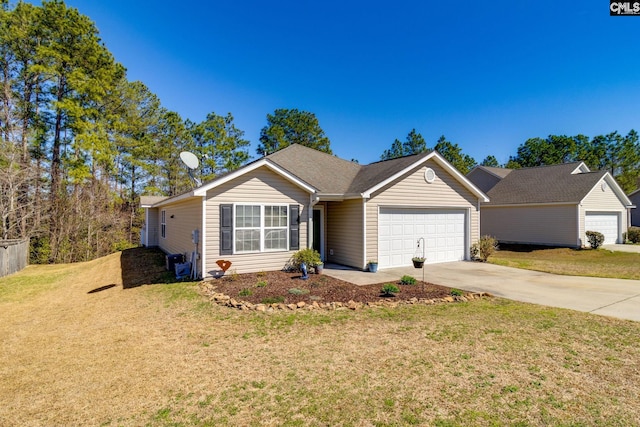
[[1, 248, 640, 426], [489, 246, 640, 279]]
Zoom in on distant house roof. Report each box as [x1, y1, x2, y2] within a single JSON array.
[[484, 162, 630, 205], [475, 165, 513, 179], [140, 196, 168, 207]]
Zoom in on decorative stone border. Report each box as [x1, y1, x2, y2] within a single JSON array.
[[198, 282, 492, 312]]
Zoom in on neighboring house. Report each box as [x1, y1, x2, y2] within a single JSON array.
[[141, 144, 488, 277], [467, 163, 634, 247], [629, 189, 640, 227]]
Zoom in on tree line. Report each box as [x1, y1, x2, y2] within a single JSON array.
[[379, 129, 640, 192], [0, 1, 253, 263]]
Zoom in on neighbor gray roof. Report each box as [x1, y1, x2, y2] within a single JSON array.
[[267, 144, 434, 195], [485, 162, 607, 205], [477, 165, 513, 179]]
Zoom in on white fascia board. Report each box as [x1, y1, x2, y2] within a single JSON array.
[[361, 151, 489, 202], [193, 159, 317, 197]]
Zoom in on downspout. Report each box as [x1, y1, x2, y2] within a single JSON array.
[[201, 196, 207, 279], [144, 208, 149, 247], [362, 196, 368, 270]]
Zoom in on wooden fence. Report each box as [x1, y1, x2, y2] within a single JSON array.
[[0, 239, 29, 278]]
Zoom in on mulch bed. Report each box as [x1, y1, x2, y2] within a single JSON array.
[[205, 270, 456, 305]]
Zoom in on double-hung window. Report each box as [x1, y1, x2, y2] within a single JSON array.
[[234, 204, 288, 252]]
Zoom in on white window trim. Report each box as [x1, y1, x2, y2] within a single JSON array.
[[233, 203, 290, 254], [161, 210, 166, 239]]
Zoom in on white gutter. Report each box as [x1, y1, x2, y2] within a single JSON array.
[[201, 196, 207, 279]]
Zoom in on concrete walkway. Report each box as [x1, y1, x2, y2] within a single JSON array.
[[603, 244, 640, 253], [323, 261, 640, 322]]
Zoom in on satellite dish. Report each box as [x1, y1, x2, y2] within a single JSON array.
[[180, 151, 199, 170], [179, 151, 202, 187]]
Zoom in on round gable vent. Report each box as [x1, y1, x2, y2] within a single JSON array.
[[424, 167, 436, 183]]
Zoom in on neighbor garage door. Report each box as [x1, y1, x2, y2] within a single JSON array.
[[585, 213, 619, 245], [378, 208, 466, 268]]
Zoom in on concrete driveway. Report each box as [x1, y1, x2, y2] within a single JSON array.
[[324, 262, 640, 322]]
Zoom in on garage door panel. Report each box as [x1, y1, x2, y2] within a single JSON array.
[[379, 208, 466, 268], [585, 213, 619, 245]]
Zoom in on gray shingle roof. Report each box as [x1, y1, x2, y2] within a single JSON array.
[[485, 162, 607, 205], [478, 166, 513, 178], [267, 144, 434, 195], [266, 144, 362, 193]]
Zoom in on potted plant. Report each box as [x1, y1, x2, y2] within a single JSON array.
[[315, 261, 324, 274], [412, 257, 425, 268], [368, 260, 378, 273]]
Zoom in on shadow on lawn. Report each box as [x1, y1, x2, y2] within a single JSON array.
[[121, 247, 173, 289]]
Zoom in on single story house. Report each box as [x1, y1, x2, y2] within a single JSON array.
[[629, 188, 640, 227], [141, 144, 489, 278], [467, 162, 634, 247]]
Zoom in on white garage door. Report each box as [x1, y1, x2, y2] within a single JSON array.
[[585, 213, 619, 245], [378, 208, 466, 268]]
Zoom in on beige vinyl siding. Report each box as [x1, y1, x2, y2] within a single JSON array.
[[146, 207, 160, 246], [482, 205, 578, 247], [158, 198, 203, 270], [326, 199, 364, 268], [467, 168, 502, 194], [579, 180, 628, 245], [365, 160, 479, 263], [204, 166, 309, 275]]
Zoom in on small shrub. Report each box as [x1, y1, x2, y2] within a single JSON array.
[[262, 296, 285, 304], [451, 289, 463, 297], [400, 275, 417, 285], [238, 288, 253, 297], [228, 270, 240, 281], [256, 280, 267, 287], [257, 271, 267, 278], [291, 248, 322, 271], [288, 288, 309, 295], [381, 283, 400, 296], [627, 226, 640, 244], [471, 235, 498, 261], [586, 231, 605, 249]]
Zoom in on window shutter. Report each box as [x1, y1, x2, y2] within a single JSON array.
[[289, 204, 300, 250], [220, 204, 232, 255]]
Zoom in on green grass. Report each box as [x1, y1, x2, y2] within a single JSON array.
[[489, 246, 640, 279], [3, 250, 640, 426], [127, 298, 640, 427], [0, 264, 75, 301]]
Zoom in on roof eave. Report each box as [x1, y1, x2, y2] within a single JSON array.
[[483, 201, 580, 207]]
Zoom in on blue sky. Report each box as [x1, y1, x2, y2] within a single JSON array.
[[58, 0, 640, 165]]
